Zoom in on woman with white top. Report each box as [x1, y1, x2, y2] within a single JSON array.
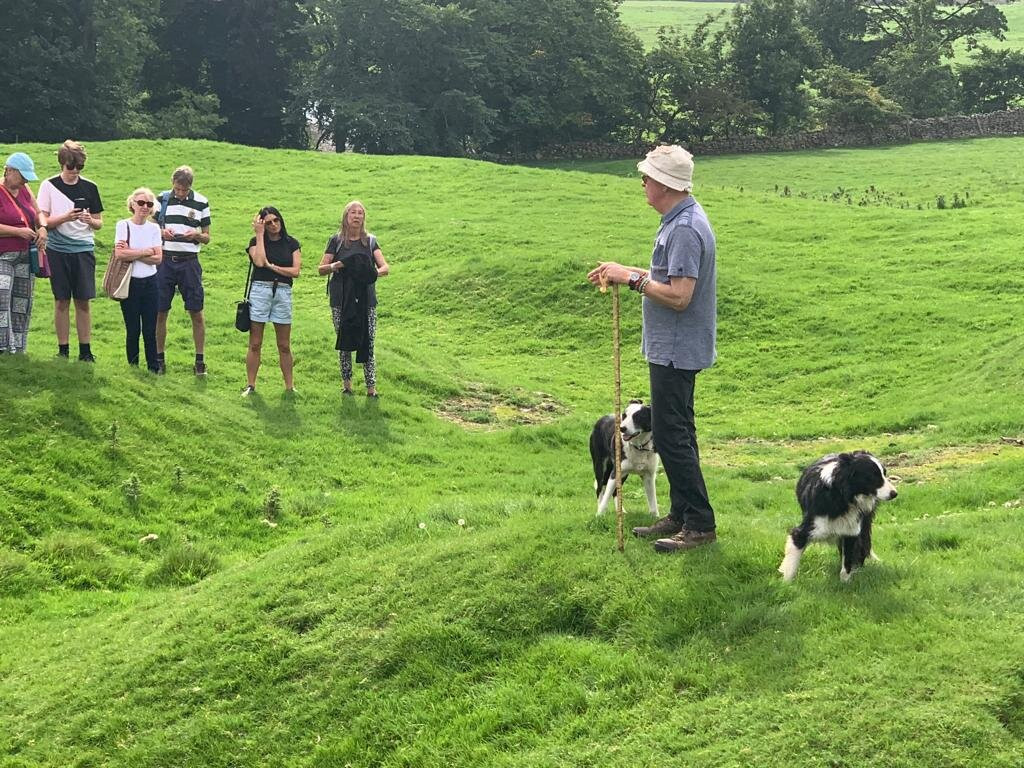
[[113, 188, 163, 372]]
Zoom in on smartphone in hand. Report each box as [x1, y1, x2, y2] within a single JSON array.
[[73, 197, 87, 211]]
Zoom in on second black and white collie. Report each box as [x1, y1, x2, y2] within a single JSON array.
[[589, 400, 660, 517], [779, 451, 898, 582]]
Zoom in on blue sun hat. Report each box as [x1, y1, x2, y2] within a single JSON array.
[[4, 152, 38, 182]]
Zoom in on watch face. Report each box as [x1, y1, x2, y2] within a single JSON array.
[[629, 272, 640, 283]]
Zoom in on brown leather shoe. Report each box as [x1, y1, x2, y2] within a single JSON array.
[[632, 515, 683, 539], [653, 528, 717, 553]]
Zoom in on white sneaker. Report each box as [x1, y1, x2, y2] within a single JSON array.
[[241, 385, 256, 397]]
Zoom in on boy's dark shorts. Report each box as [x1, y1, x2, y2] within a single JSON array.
[[48, 249, 97, 301], [157, 256, 204, 313]]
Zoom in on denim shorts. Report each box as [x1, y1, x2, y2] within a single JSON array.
[[248, 281, 292, 324]]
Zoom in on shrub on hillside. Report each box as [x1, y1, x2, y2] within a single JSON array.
[[35, 534, 132, 591], [0, 549, 52, 597], [145, 544, 220, 587]]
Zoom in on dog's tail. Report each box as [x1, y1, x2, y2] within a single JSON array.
[[589, 420, 613, 496]]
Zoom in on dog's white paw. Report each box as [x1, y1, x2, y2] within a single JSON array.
[[839, 568, 852, 582]]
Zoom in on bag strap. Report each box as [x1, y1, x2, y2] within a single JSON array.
[[0, 184, 32, 228], [242, 253, 253, 299], [157, 193, 170, 227]]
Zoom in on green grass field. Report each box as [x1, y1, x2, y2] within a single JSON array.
[[620, 0, 1024, 57], [2, 137, 1024, 766], [618, 0, 735, 48]]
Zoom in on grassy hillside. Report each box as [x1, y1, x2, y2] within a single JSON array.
[[620, 0, 1024, 56], [1, 138, 1023, 767]]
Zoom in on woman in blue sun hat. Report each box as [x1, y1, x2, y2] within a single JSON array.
[[0, 152, 47, 353]]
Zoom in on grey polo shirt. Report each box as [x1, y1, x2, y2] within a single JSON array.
[[641, 196, 717, 370]]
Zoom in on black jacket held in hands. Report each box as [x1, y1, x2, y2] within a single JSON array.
[[330, 251, 378, 363]]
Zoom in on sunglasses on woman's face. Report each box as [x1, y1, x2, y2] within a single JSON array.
[[263, 217, 280, 225], [134, 200, 155, 208], [64, 163, 84, 171]]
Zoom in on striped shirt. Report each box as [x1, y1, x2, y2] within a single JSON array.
[[157, 189, 211, 257]]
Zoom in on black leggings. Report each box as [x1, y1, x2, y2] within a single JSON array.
[[120, 274, 159, 371]]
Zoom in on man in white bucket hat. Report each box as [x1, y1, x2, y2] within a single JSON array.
[[587, 145, 717, 553]]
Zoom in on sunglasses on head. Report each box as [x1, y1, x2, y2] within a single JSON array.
[[134, 199, 155, 208], [64, 162, 84, 171]]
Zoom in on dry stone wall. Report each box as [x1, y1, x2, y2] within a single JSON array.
[[498, 108, 1024, 162]]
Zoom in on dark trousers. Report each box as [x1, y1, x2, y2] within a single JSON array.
[[120, 274, 159, 371], [649, 362, 715, 532]]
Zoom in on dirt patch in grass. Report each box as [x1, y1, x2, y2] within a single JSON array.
[[716, 435, 1024, 484], [437, 383, 567, 430]]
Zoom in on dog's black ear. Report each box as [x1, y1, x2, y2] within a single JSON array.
[[629, 398, 643, 405]]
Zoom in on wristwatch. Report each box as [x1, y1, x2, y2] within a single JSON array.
[[628, 272, 642, 291]]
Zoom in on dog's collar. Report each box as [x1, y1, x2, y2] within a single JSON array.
[[630, 437, 654, 452]]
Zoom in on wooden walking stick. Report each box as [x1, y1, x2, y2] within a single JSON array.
[[601, 275, 625, 552]]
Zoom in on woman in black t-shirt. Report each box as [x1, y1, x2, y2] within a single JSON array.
[[243, 206, 301, 396], [318, 200, 389, 397]]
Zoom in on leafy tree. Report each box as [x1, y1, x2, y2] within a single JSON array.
[[0, 0, 155, 142], [145, 0, 311, 148], [800, 0, 880, 71], [809, 64, 903, 131], [858, 0, 1009, 52], [467, 0, 645, 154], [729, 0, 821, 134], [873, 38, 958, 117], [640, 21, 767, 145], [309, 0, 490, 154], [308, 0, 644, 155], [958, 47, 1024, 113]]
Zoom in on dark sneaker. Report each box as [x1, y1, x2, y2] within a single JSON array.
[[78, 352, 96, 363], [653, 529, 718, 553], [240, 385, 256, 397], [194, 361, 208, 376], [155, 360, 166, 375], [632, 515, 683, 539], [56, 349, 69, 359]]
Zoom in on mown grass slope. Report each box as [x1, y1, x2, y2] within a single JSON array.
[[1, 138, 1023, 767]]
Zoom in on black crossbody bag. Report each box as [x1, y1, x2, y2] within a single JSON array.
[[235, 256, 253, 332]]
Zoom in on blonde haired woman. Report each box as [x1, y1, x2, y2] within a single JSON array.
[[319, 201, 389, 397], [113, 188, 162, 372]]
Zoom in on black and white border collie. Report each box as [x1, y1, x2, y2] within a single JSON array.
[[779, 451, 898, 582], [589, 400, 660, 517]]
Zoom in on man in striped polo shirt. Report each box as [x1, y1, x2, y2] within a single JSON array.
[[154, 166, 211, 375]]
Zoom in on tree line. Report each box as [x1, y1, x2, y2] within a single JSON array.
[[3, 0, 1022, 155]]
